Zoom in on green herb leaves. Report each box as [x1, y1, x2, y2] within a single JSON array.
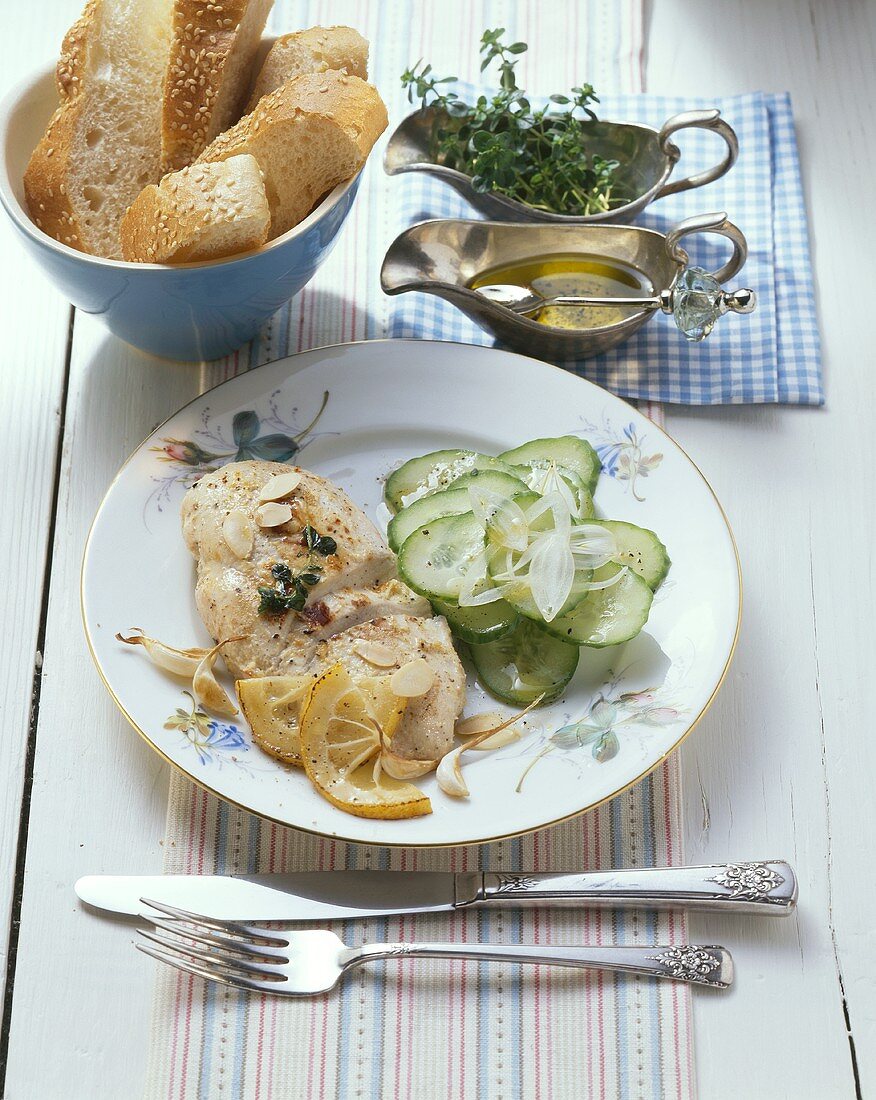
[[302, 525, 338, 557], [257, 528, 338, 617], [258, 562, 311, 616], [401, 28, 623, 217]]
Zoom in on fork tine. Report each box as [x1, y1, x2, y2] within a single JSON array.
[[140, 898, 288, 945], [138, 929, 287, 981], [136, 942, 281, 995], [146, 915, 290, 962]]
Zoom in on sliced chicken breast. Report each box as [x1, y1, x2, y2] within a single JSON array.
[[181, 460, 466, 759], [182, 460, 405, 676]]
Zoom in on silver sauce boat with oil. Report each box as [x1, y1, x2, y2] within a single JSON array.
[[381, 212, 755, 360]]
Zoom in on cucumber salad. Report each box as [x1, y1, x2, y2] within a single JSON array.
[[385, 437, 670, 707]]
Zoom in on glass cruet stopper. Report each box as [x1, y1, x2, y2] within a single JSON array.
[[666, 266, 756, 342]]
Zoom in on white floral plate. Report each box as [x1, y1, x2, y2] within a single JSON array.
[[82, 340, 740, 847]]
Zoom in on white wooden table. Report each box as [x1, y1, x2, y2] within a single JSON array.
[[0, 2, 873, 1096]]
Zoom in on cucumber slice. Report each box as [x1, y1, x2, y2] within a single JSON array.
[[511, 462, 595, 519], [591, 520, 670, 590], [433, 598, 519, 644], [542, 564, 653, 647], [468, 619, 579, 705], [387, 487, 471, 553], [499, 436, 601, 495], [388, 473, 531, 552], [397, 512, 486, 600], [445, 468, 528, 496], [384, 450, 518, 512]]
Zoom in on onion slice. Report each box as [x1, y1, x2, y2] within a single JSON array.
[[525, 531, 575, 622], [583, 565, 631, 591], [468, 486, 529, 551]]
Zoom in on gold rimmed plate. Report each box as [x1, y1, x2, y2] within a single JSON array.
[[82, 340, 740, 847]]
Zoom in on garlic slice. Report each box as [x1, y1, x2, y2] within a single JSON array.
[[436, 746, 469, 798], [352, 640, 398, 668], [258, 470, 302, 502], [437, 694, 545, 799], [455, 711, 508, 737], [390, 659, 436, 697], [222, 509, 254, 558], [370, 714, 436, 781], [455, 710, 522, 747], [193, 637, 246, 718], [115, 630, 210, 677], [256, 502, 294, 528], [380, 749, 437, 780], [469, 726, 521, 750]]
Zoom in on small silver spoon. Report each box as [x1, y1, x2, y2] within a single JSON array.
[[474, 282, 663, 315]]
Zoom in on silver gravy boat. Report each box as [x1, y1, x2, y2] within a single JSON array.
[[384, 107, 738, 225], [380, 212, 755, 360]]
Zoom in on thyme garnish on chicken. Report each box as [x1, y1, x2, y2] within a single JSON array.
[[257, 527, 338, 616]]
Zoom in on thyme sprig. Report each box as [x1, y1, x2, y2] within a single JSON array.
[[401, 28, 624, 217], [257, 526, 338, 616]]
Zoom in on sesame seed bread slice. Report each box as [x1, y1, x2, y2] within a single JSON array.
[[24, 0, 174, 258], [196, 71, 387, 238], [245, 25, 369, 112], [162, 0, 275, 173], [119, 153, 269, 263]]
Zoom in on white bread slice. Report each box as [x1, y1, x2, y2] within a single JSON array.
[[161, 0, 275, 173], [197, 71, 387, 238], [120, 154, 269, 263], [245, 25, 369, 112], [24, 0, 174, 258]]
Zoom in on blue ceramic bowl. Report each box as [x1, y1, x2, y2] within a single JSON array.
[[0, 65, 362, 361]]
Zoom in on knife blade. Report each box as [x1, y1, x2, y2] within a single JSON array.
[[75, 871, 458, 921], [75, 862, 797, 920]]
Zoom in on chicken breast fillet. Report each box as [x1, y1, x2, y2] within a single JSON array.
[[181, 460, 466, 760]]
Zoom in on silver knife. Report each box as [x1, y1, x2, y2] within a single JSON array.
[[76, 861, 796, 921]]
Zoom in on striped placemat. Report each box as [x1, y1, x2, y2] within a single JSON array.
[[144, 3, 698, 1097]]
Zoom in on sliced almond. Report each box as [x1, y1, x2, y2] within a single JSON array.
[[256, 502, 294, 528], [352, 640, 398, 668], [222, 510, 254, 558], [390, 658, 436, 698], [456, 711, 508, 737], [258, 470, 302, 502]]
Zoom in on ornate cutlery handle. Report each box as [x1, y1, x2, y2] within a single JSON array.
[[454, 862, 796, 916], [345, 942, 733, 987]]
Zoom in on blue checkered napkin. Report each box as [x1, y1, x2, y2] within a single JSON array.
[[387, 92, 823, 406]]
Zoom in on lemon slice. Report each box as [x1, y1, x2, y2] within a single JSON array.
[[299, 664, 431, 820], [356, 675, 408, 741], [237, 675, 314, 765]]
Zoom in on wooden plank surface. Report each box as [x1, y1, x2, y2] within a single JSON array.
[[2, 1, 873, 1098], [646, 1, 875, 1093], [0, 0, 79, 1018], [2, 317, 216, 1098]]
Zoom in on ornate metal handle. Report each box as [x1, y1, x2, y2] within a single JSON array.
[[659, 213, 756, 340], [454, 861, 796, 916], [656, 109, 739, 199], [346, 942, 733, 987], [664, 211, 748, 285]]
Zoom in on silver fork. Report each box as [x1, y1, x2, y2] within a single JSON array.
[[136, 900, 734, 991]]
